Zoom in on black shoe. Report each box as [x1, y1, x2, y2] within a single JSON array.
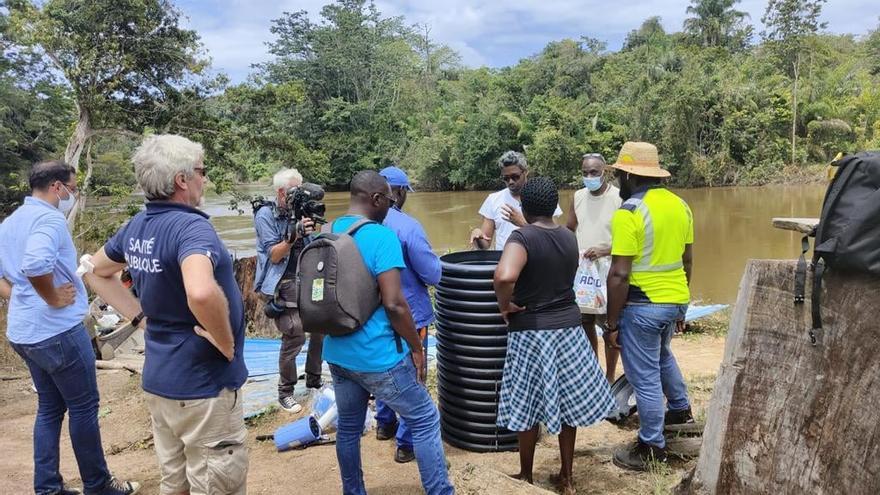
[[278, 394, 303, 413], [305, 374, 323, 390], [88, 477, 140, 495], [394, 447, 415, 464], [665, 406, 695, 425], [376, 421, 399, 441], [612, 440, 668, 471]]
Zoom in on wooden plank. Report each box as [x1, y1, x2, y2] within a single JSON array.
[[665, 422, 705, 436], [771, 217, 819, 234], [106, 354, 145, 374], [683, 260, 880, 494], [667, 437, 702, 460]]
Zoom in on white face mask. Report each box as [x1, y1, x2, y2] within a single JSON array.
[[56, 184, 76, 214]]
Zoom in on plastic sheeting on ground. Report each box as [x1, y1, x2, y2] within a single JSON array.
[[242, 335, 437, 418], [685, 304, 728, 323]]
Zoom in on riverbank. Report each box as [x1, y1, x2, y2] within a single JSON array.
[[236, 163, 831, 192], [0, 311, 729, 494]]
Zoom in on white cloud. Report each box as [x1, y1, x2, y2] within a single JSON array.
[[176, 0, 880, 83]]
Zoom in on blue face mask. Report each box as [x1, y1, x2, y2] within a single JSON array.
[[583, 177, 603, 192]]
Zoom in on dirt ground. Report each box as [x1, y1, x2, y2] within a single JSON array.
[[0, 330, 726, 495]]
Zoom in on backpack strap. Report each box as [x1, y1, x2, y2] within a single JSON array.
[[338, 217, 377, 237], [794, 232, 813, 304], [334, 216, 399, 348], [809, 261, 826, 345]]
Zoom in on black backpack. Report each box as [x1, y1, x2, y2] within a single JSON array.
[[293, 218, 404, 352], [295, 218, 382, 336], [795, 151, 880, 343]]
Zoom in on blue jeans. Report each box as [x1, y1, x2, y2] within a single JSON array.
[[11, 324, 112, 494], [330, 358, 453, 495], [375, 329, 428, 450], [619, 303, 690, 448]]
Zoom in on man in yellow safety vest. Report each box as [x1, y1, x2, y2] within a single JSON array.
[[604, 141, 695, 472]]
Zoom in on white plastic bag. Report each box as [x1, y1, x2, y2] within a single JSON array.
[[574, 254, 610, 314]]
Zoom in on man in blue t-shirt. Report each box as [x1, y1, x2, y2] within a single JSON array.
[[86, 135, 249, 495], [374, 166, 441, 464], [323, 170, 453, 495]]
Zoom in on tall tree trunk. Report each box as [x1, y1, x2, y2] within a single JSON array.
[[64, 107, 91, 171], [68, 138, 93, 231], [791, 54, 800, 166]]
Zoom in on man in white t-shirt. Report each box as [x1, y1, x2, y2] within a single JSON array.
[[470, 151, 562, 250], [566, 152, 621, 382]]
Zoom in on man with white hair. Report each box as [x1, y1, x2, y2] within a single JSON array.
[[85, 135, 249, 494], [253, 167, 322, 413]]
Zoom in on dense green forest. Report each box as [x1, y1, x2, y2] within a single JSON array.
[[2, 0, 879, 212]]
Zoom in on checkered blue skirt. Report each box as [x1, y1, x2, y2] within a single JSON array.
[[496, 326, 615, 434]]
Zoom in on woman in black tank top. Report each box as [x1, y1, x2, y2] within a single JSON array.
[[493, 177, 616, 494]]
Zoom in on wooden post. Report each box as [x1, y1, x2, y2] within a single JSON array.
[[679, 260, 880, 494], [233, 256, 278, 337]]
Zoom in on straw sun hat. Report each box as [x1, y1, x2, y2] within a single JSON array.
[[610, 141, 671, 178]]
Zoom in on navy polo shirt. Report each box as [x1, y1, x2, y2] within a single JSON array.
[[105, 201, 248, 400]]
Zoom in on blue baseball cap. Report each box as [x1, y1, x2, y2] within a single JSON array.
[[379, 166, 414, 191]]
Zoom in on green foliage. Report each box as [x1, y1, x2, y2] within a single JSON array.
[[868, 22, 880, 75], [88, 151, 136, 195], [684, 0, 752, 50], [3, 0, 880, 199], [807, 118, 854, 160], [1, 7, 74, 214], [5, 0, 207, 135], [762, 0, 828, 69]]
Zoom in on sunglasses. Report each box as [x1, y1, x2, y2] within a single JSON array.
[[373, 192, 396, 207], [583, 153, 606, 162], [193, 166, 208, 178], [501, 173, 522, 183]]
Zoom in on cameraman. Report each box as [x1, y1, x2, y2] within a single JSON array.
[[254, 168, 324, 413]]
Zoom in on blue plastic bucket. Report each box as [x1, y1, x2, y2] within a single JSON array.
[[274, 416, 321, 452]]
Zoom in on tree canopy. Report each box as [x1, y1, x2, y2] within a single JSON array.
[[2, 0, 879, 208]]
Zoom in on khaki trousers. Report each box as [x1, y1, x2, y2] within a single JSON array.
[[146, 388, 248, 494]]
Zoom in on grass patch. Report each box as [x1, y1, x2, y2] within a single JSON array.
[[683, 308, 731, 339], [647, 459, 680, 495], [686, 373, 718, 425], [246, 404, 280, 428]]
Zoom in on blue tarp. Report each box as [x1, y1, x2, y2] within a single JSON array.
[[242, 305, 727, 418], [685, 304, 728, 323], [242, 336, 437, 418]]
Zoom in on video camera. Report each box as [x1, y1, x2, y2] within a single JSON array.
[[285, 182, 327, 239]]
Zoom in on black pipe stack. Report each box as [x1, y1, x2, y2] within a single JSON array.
[[435, 251, 517, 452]]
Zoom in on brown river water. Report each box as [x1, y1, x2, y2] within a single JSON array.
[[204, 184, 826, 304]]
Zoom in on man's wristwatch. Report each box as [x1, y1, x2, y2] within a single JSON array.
[[606, 322, 619, 332]]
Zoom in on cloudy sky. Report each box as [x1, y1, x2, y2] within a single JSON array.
[[176, 0, 879, 83]]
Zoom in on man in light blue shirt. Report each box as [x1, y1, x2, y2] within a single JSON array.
[[374, 166, 441, 463], [253, 168, 322, 413], [323, 170, 452, 495], [0, 161, 138, 495]]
